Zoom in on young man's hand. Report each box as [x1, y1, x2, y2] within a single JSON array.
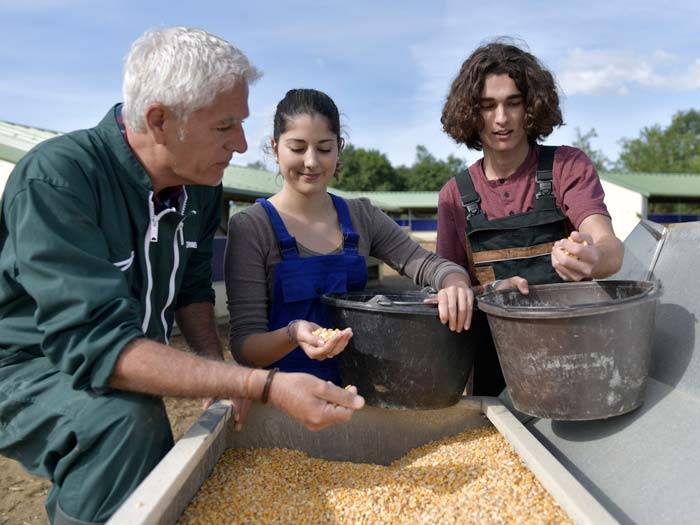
[[492, 276, 530, 295], [551, 231, 598, 281]]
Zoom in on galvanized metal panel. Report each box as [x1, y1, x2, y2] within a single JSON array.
[[611, 219, 666, 281], [525, 220, 700, 524], [529, 380, 700, 524], [648, 222, 700, 397]]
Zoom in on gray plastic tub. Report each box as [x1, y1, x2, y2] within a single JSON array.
[[478, 280, 660, 420]]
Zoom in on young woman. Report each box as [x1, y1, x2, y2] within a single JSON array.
[[224, 88, 478, 384]]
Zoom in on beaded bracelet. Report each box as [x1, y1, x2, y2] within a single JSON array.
[[261, 368, 279, 404], [286, 319, 301, 344]]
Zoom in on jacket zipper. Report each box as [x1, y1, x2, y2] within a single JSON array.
[[160, 220, 185, 344], [142, 192, 178, 335]]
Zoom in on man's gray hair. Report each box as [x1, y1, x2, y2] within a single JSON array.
[[122, 26, 262, 131]]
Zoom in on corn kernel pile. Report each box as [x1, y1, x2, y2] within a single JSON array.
[[562, 236, 589, 258], [312, 327, 341, 342], [178, 425, 572, 524]]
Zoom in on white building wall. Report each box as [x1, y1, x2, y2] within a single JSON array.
[[601, 180, 646, 241], [0, 159, 15, 196]]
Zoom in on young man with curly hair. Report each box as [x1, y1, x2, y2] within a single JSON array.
[[437, 40, 624, 394]]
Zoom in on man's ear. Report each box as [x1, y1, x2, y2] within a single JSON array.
[[144, 104, 169, 145]]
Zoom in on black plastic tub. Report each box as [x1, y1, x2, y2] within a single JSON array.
[[321, 290, 484, 409], [477, 280, 660, 420]]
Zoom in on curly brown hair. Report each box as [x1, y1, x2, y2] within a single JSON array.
[[441, 40, 563, 150]]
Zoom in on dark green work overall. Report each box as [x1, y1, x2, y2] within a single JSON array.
[[0, 358, 173, 525], [455, 146, 569, 395]]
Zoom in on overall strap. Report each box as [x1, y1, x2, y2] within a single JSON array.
[[534, 145, 558, 211], [455, 171, 484, 219], [330, 193, 360, 255], [256, 198, 299, 260]]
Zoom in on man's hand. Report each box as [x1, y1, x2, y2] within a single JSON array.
[[292, 321, 354, 360], [551, 215, 623, 280], [431, 272, 474, 332], [201, 396, 252, 431], [229, 397, 253, 431], [551, 231, 598, 281], [268, 372, 364, 431], [494, 276, 529, 295]]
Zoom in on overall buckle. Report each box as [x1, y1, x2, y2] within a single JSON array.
[[535, 180, 553, 199], [461, 196, 482, 217]]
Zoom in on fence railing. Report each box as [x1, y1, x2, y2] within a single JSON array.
[[393, 218, 438, 231], [648, 214, 700, 224]]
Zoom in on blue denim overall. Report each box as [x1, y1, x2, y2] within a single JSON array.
[[258, 194, 368, 384]]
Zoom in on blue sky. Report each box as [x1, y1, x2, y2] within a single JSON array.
[[1, 0, 698, 170]]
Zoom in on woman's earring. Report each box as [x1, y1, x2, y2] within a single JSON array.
[[275, 172, 282, 185]]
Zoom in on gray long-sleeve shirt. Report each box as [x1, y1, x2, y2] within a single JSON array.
[[224, 197, 468, 361]]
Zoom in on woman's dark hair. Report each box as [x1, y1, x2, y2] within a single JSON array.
[[441, 40, 564, 150], [273, 88, 343, 144]]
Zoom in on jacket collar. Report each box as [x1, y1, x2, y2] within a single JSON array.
[[96, 104, 155, 191]]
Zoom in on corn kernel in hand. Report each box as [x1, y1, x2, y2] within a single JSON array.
[[562, 236, 589, 258], [311, 327, 341, 342]]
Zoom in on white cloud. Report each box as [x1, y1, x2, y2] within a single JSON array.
[[559, 48, 700, 95], [651, 49, 677, 63]]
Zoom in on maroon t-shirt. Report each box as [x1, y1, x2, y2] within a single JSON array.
[[436, 145, 610, 269]]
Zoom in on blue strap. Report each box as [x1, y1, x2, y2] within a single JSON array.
[[330, 194, 360, 255], [256, 198, 299, 260]]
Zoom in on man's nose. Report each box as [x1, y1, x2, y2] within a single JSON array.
[[226, 130, 248, 154], [494, 103, 507, 123]]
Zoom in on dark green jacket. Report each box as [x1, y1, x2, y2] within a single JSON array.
[[0, 106, 221, 392]]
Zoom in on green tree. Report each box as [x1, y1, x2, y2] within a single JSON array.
[[398, 145, 467, 191], [572, 128, 612, 173], [333, 144, 403, 191], [618, 109, 700, 173]]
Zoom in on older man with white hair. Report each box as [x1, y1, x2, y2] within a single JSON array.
[[0, 27, 364, 525]]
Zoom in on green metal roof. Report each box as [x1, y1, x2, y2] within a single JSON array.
[[221, 165, 282, 198], [221, 166, 407, 211], [329, 190, 438, 210], [0, 120, 62, 163], [600, 172, 700, 198], [327, 190, 403, 211]]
